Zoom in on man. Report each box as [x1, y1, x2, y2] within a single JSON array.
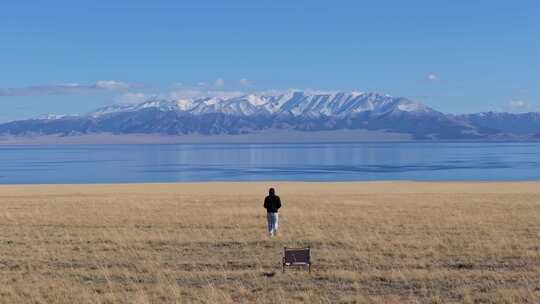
[[264, 188, 281, 237]]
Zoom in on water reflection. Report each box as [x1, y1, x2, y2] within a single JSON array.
[[0, 142, 539, 183]]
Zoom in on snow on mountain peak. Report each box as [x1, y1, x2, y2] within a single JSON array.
[[351, 91, 365, 98], [245, 94, 266, 106], [396, 100, 429, 112], [33, 114, 68, 120], [176, 99, 193, 111], [203, 97, 220, 106]]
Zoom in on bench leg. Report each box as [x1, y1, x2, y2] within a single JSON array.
[[308, 263, 311, 273], [282, 263, 285, 273]]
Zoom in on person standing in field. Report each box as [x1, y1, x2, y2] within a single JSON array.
[[264, 188, 281, 237]]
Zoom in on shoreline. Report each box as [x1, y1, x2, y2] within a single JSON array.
[[2, 181, 540, 195], [1, 132, 539, 145], [0, 130, 412, 145]]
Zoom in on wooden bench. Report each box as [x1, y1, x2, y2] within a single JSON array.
[[282, 247, 311, 273]]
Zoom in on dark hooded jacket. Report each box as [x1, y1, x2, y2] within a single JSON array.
[[264, 194, 281, 213]]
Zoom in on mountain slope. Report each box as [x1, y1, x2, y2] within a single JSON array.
[[457, 112, 540, 135]]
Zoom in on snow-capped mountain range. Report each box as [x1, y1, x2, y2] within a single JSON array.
[[1, 90, 540, 140], [88, 91, 431, 118]]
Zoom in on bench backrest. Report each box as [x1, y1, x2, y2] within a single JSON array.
[[284, 247, 310, 264]]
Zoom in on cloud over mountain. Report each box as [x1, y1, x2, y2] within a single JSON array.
[[0, 81, 133, 96]]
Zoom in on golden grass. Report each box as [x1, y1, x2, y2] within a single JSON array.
[[1, 182, 540, 303]]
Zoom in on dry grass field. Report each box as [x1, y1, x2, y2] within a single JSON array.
[[1, 182, 540, 303]]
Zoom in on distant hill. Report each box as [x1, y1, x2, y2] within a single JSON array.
[[1, 91, 540, 141]]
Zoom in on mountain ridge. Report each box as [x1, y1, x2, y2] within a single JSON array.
[[88, 91, 432, 118]]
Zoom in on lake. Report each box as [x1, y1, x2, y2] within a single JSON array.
[[1, 142, 540, 184]]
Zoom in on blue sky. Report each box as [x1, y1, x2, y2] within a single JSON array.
[[1, 0, 539, 121]]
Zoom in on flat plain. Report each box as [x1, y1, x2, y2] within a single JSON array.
[[1, 182, 540, 303]]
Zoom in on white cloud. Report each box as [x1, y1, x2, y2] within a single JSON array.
[[115, 92, 147, 104], [509, 100, 526, 108], [502, 100, 536, 113], [95, 80, 130, 90], [239, 78, 250, 86], [427, 74, 438, 81], [214, 78, 225, 87], [168, 89, 244, 100], [0, 80, 132, 96]]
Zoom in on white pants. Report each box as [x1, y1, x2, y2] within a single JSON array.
[[267, 212, 279, 235]]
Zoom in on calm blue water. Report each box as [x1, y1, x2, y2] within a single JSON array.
[[1, 142, 540, 184]]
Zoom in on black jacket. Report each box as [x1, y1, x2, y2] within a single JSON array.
[[264, 195, 281, 213]]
